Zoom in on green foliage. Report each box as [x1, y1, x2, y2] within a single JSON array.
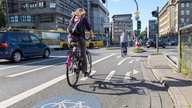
[[0, 1, 6, 28], [139, 27, 147, 41]]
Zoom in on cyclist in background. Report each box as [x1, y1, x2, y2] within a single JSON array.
[[120, 32, 128, 54], [68, 8, 95, 77]]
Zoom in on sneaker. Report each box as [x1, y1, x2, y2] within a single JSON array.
[[84, 72, 89, 77]]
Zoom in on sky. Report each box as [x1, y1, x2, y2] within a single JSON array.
[[105, 0, 168, 31]]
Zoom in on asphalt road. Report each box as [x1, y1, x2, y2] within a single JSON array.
[[0, 47, 175, 108]]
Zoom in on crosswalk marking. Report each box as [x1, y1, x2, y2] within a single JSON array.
[[104, 70, 116, 82], [123, 71, 132, 83], [79, 70, 96, 81]]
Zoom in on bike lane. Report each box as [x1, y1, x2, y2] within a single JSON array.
[[32, 94, 101, 108]]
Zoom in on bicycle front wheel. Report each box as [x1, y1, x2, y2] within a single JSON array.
[[66, 54, 80, 87], [86, 51, 92, 76]]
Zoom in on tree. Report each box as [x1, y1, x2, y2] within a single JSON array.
[[139, 27, 147, 41], [0, 0, 6, 28]]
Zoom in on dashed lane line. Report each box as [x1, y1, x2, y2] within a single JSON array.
[[6, 62, 64, 77], [0, 56, 67, 71], [129, 60, 134, 64], [117, 57, 130, 65]]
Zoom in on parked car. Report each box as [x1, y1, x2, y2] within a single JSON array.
[[0, 31, 50, 63], [146, 39, 166, 48], [167, 40, 178, 46]]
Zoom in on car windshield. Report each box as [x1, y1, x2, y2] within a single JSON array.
[[0, 33, 5, 42]]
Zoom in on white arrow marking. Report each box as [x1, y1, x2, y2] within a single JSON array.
[[124, 71, 132, 83], [104, 70, 116, 82], [80, 70, 96, 81], [133, 69, 139, 75]]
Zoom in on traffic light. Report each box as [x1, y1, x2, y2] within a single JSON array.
[[102, 0, 106, 3], [152, 10, 158, 17], [137, 20, 141, 29]]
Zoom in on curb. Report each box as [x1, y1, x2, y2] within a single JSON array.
[[148, 55, 190, 108]]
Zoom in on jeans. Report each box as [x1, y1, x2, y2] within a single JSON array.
[[121, 42, 127, 53], [68, 37, 87, 73]]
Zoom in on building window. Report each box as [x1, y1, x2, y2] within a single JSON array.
[[181, 10, 185, 15], [10, 15, 34, 23], [181, 3, 185, 8], [57, 16, 64, 24], [20, 3, 28, 10], [39, 1, 46, 8], [186, 18, 189, 24], [186, 3, 190, 7], [186, 10, 190, 15], [181, 18, 185, 23], [40, 15, 53, 23], [29, 2, 38, 8]]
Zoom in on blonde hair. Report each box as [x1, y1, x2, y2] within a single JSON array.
[[71, 8, 86, 17]]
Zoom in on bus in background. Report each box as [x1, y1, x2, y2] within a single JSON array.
[[6, 28, 104, 49], [86, 33, 104, 48]]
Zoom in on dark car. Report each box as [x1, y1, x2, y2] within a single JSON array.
[[0, 31, 50, 62], [146, 39, 166, 48]]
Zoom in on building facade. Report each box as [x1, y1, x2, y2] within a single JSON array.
[[147, 20, 157, 39], [112, 14, 133, 44], [2, 0, 109, 33], [159, 0, 192, 41], [91, 0, 109, 34]]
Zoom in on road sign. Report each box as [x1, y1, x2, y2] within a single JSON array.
[[135, 15, 139, 20], [135, 11, 140, 15]]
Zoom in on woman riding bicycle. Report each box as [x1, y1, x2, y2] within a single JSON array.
[[68, 8, 95, 77]]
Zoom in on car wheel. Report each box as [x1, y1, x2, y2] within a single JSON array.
[[62, 44, 68, 50], [43, 49, 50, 58], [89, 43, 94, 49], [11, 50, 22, 63]]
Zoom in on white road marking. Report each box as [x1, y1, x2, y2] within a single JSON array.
[[117, 56, 121, 58], [79, 70, 96, 81], [129, 60, 134, 63], [0, 54, 115, 107], [0, 75, 66, 108], [0, 57, 66, 71], [117, 57, 130, 65], [104, 70, 116, 82], [123, 71, 132, 83], [92, 54, 116, 65], [6, 62, 64, 77], [133, 69, 139, 75]]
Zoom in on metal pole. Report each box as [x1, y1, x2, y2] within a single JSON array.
[[156, 7, 159, 52], [5, 0, 9, 28], [134, 0, 139, 37]]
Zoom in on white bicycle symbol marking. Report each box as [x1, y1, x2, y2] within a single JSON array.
[[40, 99, 90, 108]]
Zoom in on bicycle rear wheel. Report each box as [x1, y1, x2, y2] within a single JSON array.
[[86, 51, 92, 76], [66, 54, 80, 87]]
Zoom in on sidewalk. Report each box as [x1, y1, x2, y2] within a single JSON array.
[[147, 54, 192, 108]]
